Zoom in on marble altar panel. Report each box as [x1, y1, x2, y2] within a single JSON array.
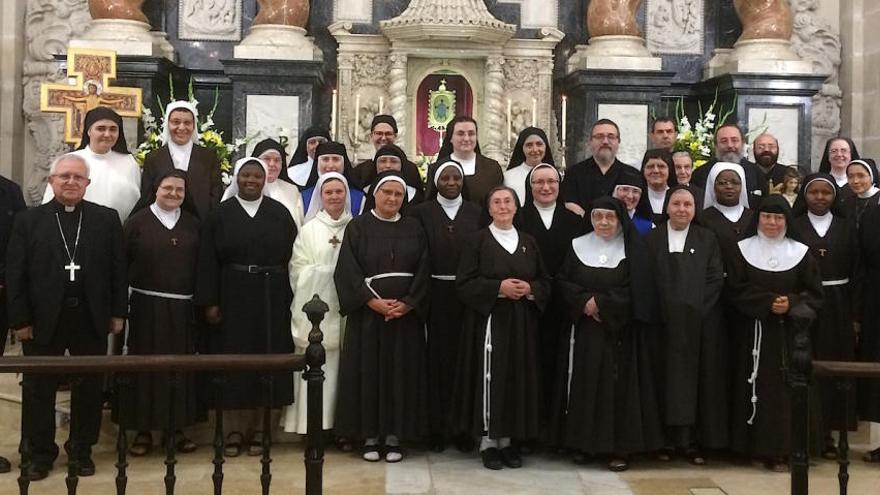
[[245, 94, 300, 156], [597, 103, 648, 169], [178, 0, 242, 41], [498, 0, 559, 28], [748, 106, 799, 166], [334, 0, 373, 24], [646, 0, 704, 55]]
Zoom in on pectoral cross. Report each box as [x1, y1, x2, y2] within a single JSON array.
[[65, 262, 81, 282], [818, 248, 828, 257], [329, 235, 341, 247]]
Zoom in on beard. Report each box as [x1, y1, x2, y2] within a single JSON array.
[[756, 151, 778, 167], [594, 147, 615, 165], [717, 150, 742, 163]]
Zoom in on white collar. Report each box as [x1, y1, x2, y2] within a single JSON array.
[[572, 231, 626, 268], [371, 209, 400, 222], [236, 195, 263, 218], [150, 203, 181, 230], [667, 224, 689, 253], [489, 223, 519, 254], [714, 203, 745, 223], [831, 170, 848, 187], [288, 157, 313, 186], [437, 194, 462, 220], [808, 211, 833, 238], [737, 231, 808, 272], [452, 153, 477, 176], [859, 186, 880, 199], [534, 201, 556, 229], [648, 187, 668, 214], [167, 141, 194, 171]]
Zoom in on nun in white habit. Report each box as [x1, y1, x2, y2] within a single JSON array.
[[281, 172, 352, 434], [44, 106, 141, 222], [725, 194, 823, 471]]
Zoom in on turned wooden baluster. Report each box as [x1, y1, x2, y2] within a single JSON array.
[[303, 294, 328, 495]]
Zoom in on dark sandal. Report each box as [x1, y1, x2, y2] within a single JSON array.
[[129, 432, 152, 457], [362, 444, 381, 462], [248, 432, 265, 457], [175, 433, 197, 454], [224, 432, 244, 457], [863, 447, 880, 462], [335, 436, 354, 452], [685, 448, 706, 466], [608, 457, 629, 472]]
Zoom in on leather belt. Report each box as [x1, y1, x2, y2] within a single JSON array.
[[229, 264, 287, 274]]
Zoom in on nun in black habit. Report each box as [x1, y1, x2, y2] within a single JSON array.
[[513, 164, 584, 413], [285, 127, 330, 189], [452, 186, 551, 471], [841, 159, 880, 229], [361, 144, 424, 212], [333, 171, 431, 463], [409, 161, 482, 451], [551, 196, 664, 472], [696, 162, 754, 265], [725, 195, 823, 471], [856, 193, 880, 462], [791, 174, 859, 458], [644, 185, 726, 462]]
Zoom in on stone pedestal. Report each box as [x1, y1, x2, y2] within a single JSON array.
[[221, 59, 324, 157], [693, 73, 825, 169], [69, 19, 174, 61], [233, 25, 322, 61], [557, 69, 675, 167], [567, 36, 662, 73], [704, 39, 813, 79]]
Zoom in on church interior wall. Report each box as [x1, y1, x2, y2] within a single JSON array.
[[0, 0, 25, 183], [841, 0, 880, 161]]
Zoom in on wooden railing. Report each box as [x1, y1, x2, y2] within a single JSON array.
[[790, 358, 880, 495], [0, 294, 329, 495]]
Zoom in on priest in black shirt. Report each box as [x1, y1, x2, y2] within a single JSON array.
[[691, 124, 766, 208], [561, 119, 631, 217], [6, 153, 127, 481]]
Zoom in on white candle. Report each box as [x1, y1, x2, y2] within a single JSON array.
[[507, 99, 512, 145], [532, 98, 537, 127], [561, 95, 568, 147], [331, 90, 338, 141], [379, 96, 384, 114], [354, 93, 361, 147]]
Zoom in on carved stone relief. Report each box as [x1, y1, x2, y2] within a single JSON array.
[[646, 0, 704, 55], [789, 0, 841, 168], [178, 0, 241, 41], [23, 0, 92, 204]]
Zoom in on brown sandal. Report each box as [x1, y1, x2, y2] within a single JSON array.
[[224, 432, 244, 457], [129, 432, 152, 457]]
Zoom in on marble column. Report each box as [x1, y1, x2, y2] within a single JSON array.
[[704, 0, 812, 78], [568, 0, 661, 72], [69, 0, 174, 60], [234, 0, 322, 61], [387, 51, 408, 151], [483, 54, 506, 164]]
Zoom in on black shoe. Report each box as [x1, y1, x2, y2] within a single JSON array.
[[21, 463, 51, 481], [76, 458, 96, 477], [0, 456, 10, 474], [500, 446, 522, 468], [481, 447, 504, 470]]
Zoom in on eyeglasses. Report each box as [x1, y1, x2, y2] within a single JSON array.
[[372, 131, 395, 138], [591, 133, 619, 142], [52, 173, 89, 183], [531, 179, 559, 187]]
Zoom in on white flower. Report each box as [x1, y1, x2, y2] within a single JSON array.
[[221, 172, 231, 186], [700, 145, 711, 156]]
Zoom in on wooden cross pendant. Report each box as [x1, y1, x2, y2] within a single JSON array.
[[329, 235, 341, 247]]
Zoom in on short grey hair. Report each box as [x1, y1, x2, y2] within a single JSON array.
[[49, 153, 90, 178], [672, 151, 693, 163]]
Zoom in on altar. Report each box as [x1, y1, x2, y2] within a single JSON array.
[[11, 0, 844, 203]]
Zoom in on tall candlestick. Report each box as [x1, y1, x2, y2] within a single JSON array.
[[561, 95, 568, 148], [331, 90, 338, 141], [531, 98, 537, 127], [507, 99, 512, 146], [379, 96, 384, 114], [354, 93, 361, 147]]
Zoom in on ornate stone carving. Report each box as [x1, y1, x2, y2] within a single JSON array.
[[387, 52, 408, 149], [23, 0, 92, 204], [482, 55, 506, 164], [381, 0, 515, 45], [789, 0, 842, 168], [179, 0, 242, 41], [352, 55, 390, 90], [646, 0, 704, 55], [502, 59, 539, 92], [88, 0, 147, 22], [587, 0, 642, 37], [734, 0, 793, 41], [253, 0, 308, 27]]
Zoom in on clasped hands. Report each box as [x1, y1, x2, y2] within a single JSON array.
[[367, 298, 412, 321], [499, 279, 531, 300], [771, 295, 790, 315], [583, 296, 601, 322]]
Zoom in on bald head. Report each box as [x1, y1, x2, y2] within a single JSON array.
[[48, 153, 91, 206]]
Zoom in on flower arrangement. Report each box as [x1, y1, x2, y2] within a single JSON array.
[[414, 152, 431, 185], [673, 91, 735, 169], [135, 77, 245, 185]]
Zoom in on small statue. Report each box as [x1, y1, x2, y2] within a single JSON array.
[[770, 167, 801, 207], [254, 0, 310, 27], [734, 0, 794, 41], [587, 0, 642, 38], [88, 0, 149, 23]]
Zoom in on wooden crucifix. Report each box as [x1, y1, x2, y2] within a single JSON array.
[[40, 48, 142, 145]]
